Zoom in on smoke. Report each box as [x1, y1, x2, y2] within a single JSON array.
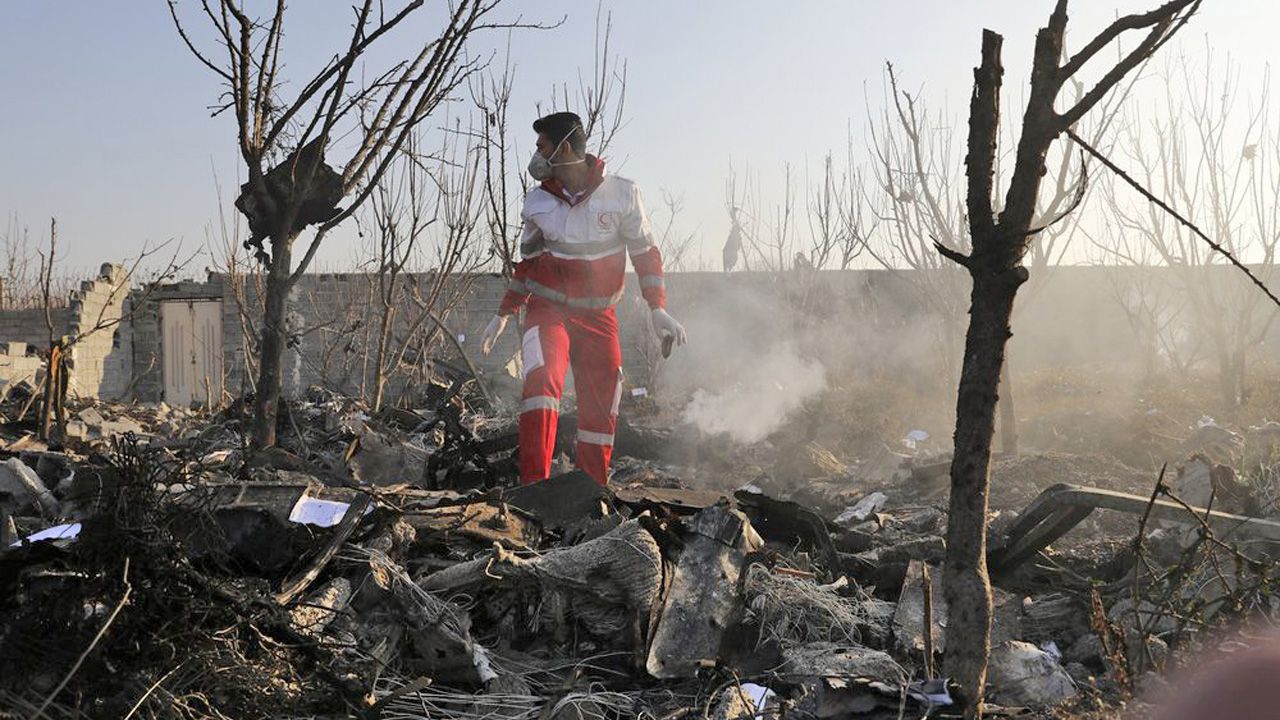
[[680, 342, 826, 443]]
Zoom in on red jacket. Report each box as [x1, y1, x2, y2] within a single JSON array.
[[499, 157, 666, 315]]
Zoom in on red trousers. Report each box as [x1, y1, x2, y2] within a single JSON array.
[[518, 298, 623, 485]]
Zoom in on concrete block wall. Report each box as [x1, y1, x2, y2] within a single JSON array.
[[0, 308, 70, 348], [0, 342, 43, 395], [124, 268, 1166, 405], [279, 272, 507, 400], [49, 263, 1280, 406], [67, 264, 131, 400]]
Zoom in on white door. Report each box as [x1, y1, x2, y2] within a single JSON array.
[[161, 300, 224, 406]]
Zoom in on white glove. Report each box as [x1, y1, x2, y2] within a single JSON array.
[[651, 308, 687, 347], [481, 314, 509, 355]]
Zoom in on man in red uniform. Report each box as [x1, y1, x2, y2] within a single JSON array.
[[480, 112, 686, 485]]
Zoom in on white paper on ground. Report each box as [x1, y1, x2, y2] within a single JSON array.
[[11, 522, 82, 547], [740, 683, 775, 714], [836, 491, 889, 524], [907, 678, 953, 707], [631, 387, 648, 397], [1041, 640, 1062, 661], [903, 429, 930, 449], [288, 496, 366, 528]]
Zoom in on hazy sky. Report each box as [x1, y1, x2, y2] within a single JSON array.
[[0, 1, 1272, 274]]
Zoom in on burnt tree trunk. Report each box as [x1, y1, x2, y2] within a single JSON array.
[[941, 2, 1196, 715], [38, 343, 64, 443], [944, 262, 1024, 703], [998, 356, 1018, 456], [942, 29, 1007, 714], [252, 237, 294, 449]]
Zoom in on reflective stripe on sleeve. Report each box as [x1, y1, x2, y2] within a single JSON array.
[[639, 275, 665, 290]]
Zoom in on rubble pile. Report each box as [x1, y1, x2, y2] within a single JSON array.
[[3, 385, 1280, 719]]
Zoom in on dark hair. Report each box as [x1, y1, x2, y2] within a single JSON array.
[[533, 112, 586, 156]]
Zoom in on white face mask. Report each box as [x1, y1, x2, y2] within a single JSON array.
[[528, 126, 584, 180]]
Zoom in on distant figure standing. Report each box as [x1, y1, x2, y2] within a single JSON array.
[[723, 206, 742, 272]]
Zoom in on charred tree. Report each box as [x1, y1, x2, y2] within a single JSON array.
[[168, 0, 542, 448], [940, 1, 1199, 715]]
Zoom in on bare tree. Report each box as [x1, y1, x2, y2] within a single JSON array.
[[208, 170, 265, 397], [362, 139, 437, 411], [1096, 50, 1279, 407], [654, 190, 698, 272], [862, 65, 973, 383], [721, 161, 800, 273], [939, 1, 1198, 714], [807, 149, 872, 271], [542, 7, 628, 159], [168, 0, 539, 447], [470, 41, 525, 276], [0, 215, 34, 310], [1092, 232, 1198, 378], [36, 219, 188, 441]]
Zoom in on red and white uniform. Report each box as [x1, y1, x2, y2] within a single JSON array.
[[499, 156, 666, 485]]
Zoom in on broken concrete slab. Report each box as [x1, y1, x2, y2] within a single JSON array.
[[646, 502, 762, 679], [834, 492, 888, 526], [986, 640, 1077, 707], [347, 431, 428, 487], [1181, 422, 1243, 467], [780, 642, 903, 682], [892, 560, 1020, 655], [0, 457, 58, 516], [65, 406, 146, 441]]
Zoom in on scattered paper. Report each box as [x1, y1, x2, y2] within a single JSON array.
[[1041, 640, 1062, 661], [902, 429, 930, 450], [289, 496, 367, 528], [740, 682, 775, 715], [836, 491, 889, 524], [631, 387, 648, 397], [11, 522, 82, 548], [457, 333, 466, 343], [1197, 415, 1216, 428], [907, 678, 953, 707]]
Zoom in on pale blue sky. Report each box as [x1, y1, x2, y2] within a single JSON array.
[[0, 1, 1271, 272]]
